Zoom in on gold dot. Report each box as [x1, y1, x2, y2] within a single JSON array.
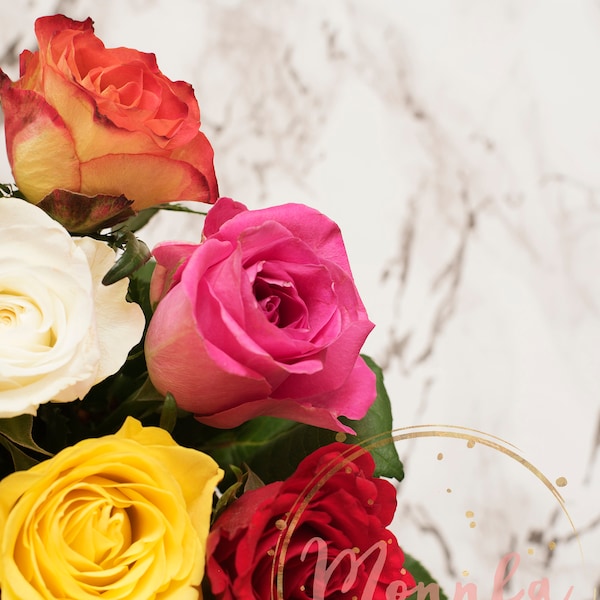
[[462, 570, 470, 577], [469, 521, 476, 528], [367, 498, 374, 505], [300, 585, 306, 592], [345, 466, 353, 474], [556, 476, 568, 487], [548, 541, 557, 551], [335, 432, 346, 442], [275, 519, 287, 531], [467, 439, 475, 448], [446, 488, 452, 493], [527, 548, 534, 555], [387, 538, 393, 544], [352, 547, 360, 554], [437, 452, 444, 460], [465, 510, 474, 518], [352, 597, 358, 600], [267, 549, 275, 556], [400, 568, 406, 575]]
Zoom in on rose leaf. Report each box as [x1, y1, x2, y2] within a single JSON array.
[[102, 230, 151, 285], [0, 414, 52, 456], [38, 189, 135, 233], [340, 355, 405, 481], [403, 552, 449, 600], [159, 393, 178, 433], [0, 436, 40, 472]]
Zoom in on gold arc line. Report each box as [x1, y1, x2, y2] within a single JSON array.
[[271, 424, 584, 600]]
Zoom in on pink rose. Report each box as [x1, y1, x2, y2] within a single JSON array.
[[144, 198, 375, 432]]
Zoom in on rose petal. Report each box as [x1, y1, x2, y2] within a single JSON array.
[[202, 197, 248, 237], [145, 284, 273, 414], [0, 73, 81, 203], [74, 237, 145, 382], [150, 242, 198, 305], [80, 152, 213, 208], [0, 418, 223, 599], [211, 199, 354, 274]]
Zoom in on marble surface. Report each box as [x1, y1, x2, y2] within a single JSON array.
[[1, 0, 599, 594]]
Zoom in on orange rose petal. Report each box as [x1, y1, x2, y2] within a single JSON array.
[[18, 50, 41, 90], [171, 132, 219, 202], [0, 74, 81, 203], [34, 14, 93, 54], [80, 153, 213, 209], [40, 67, 160, 160]]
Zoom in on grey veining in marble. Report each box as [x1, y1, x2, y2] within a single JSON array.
[[1, 0, 599, 594]]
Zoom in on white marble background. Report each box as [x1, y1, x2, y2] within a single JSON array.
[[1, 0, 599, 595]]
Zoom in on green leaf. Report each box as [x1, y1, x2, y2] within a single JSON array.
[[102, 230, 151, 285], [403, 553, 449, 600], [243, 465, 265, 492], [0, 415, 50, 472], [0, 414, 51, 456], [211, 465, 245, 523], [169, 357, 402, 487], [37, 190, 135, 233], [198, 417, 300, 486], [0, 437, 40, 471], [116, 202, 207, 233], [195, 356, 403, 487], [346, 355, 404, 481], [159, 393, 178, 433], [127, 260, 156, 319]]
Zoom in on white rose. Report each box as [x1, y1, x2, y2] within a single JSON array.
[[0, 197, 145, 417]]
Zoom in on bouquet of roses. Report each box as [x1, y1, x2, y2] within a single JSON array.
[[0, 15, 445, 600]]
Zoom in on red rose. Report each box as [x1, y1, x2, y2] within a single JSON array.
[[144, 198, 375, 433], [0, 15, 218, 210], [206, 443, 415, 599]]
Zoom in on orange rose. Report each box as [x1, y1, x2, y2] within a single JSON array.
[[0, 15, 218, 210]]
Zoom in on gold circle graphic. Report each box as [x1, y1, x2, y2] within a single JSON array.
[[269, 424, 584, 600]]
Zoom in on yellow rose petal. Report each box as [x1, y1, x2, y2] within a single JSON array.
[[0, 418, 223, 600]]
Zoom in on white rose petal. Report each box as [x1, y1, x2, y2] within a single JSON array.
[[74, 236, 146, 387], [0, 198, 146, 417]]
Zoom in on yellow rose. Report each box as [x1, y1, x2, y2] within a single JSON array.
[[0, 418, 223, 600]]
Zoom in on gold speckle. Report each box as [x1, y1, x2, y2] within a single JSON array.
[[367, 498, 374, 506], [467, 439, 476, 448], [548, 541, 557, 551], [387, 538, 393, 544], [352, 547, 360, 554], [469, 521, 476, 529], [267, 549, 275, 557], [352, 597, 358, 600], [465, 510, 474, 518], [527, 548, 534, 555], [556, 476, 568, 488], [335, 432, 346, 442], [275, 519, 287, 531], [437, 452, 444, 460], [345, 466, 353, 474], [300, 585, 305, 592], [400, 568, 406, 575], [446, 488, 452, 493], [462, 570, 470, 577]]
